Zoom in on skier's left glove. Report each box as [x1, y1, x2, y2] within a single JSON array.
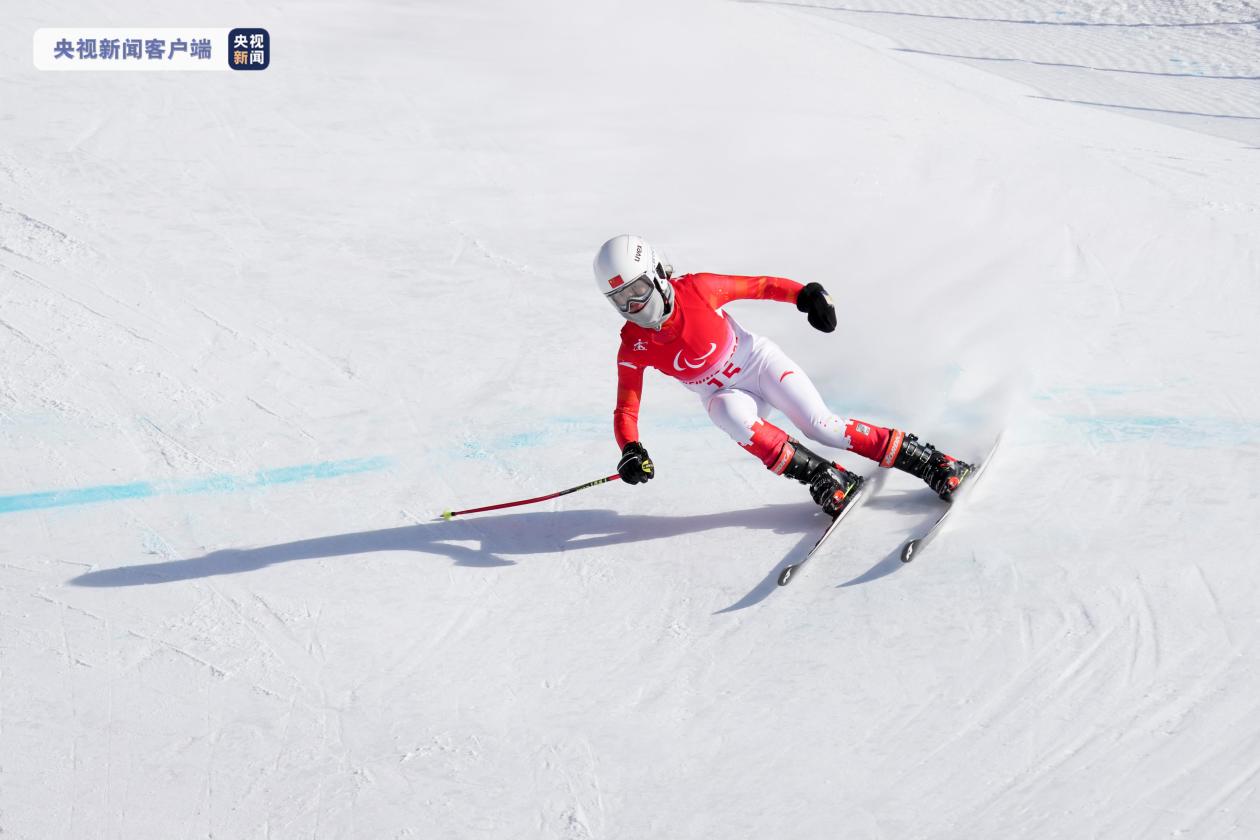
[[796, 282, 836, 333], [618, 441, 655, 485]]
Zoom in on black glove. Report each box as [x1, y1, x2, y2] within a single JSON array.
[[796, 282, 836, 333], [618, 441, 655, 485]]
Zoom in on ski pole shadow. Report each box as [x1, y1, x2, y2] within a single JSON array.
[[68, 503, 819, 588]]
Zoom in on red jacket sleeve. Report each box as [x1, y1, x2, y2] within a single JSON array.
[[687, 273, 803, 309], [613, 348, 645, 448]]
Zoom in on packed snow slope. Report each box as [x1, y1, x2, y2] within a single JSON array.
[[3, 1, 1259, 838]]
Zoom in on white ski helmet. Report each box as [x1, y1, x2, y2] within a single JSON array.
[[593, 234, 675, 329]]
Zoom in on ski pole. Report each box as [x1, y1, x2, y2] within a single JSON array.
[[439, 474, 622, 520]]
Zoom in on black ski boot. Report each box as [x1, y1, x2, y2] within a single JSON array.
[[779, 438, 862, 517], [886, 432, 972, 501]]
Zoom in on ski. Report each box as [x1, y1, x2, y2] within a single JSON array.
[[900, 433, 1003, 563], [778, 470, 887, 586]]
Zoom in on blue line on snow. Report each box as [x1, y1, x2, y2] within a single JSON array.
[[1056, 415, 1260, 447], [0, 456, 393, 515]]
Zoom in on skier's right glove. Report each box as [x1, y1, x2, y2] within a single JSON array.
[[618, 441, 655, 485], [796, 282, 837, 333]]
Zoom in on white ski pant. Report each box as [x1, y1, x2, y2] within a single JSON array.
[[702, 335, 854, 454]]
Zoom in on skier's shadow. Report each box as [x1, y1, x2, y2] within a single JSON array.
[[711, 487, 935, 608], [829, 489, 940, 587], [69, 504, 827, 611]]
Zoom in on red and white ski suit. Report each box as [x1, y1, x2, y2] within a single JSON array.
[[614, 274, 895, 471]]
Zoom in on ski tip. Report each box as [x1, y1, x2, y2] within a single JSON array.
[[901, 540, 917, 563], [440, 509, 454, 521], [777, 566, 795, 586]]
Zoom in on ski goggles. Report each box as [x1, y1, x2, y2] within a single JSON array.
[[607, 274, 656, 313]]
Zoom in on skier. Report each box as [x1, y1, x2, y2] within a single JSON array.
[[595, 233, 972, 516]]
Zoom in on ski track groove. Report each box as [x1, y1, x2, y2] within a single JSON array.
[[882, 609, 1094, 807], [267, 402, 317, 443], [1181, 751, 1260, 834], [204, 586, 307, 698], [1191, 563, 1235, 649], [125, 629, 230, 679], [30, 591, 105, 623], [141, 416, 221, 473], [12, 267, 159, 348], [0, 313, 55, 356]]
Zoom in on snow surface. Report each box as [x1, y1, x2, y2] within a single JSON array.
[[3, 1, 1259, 837]]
